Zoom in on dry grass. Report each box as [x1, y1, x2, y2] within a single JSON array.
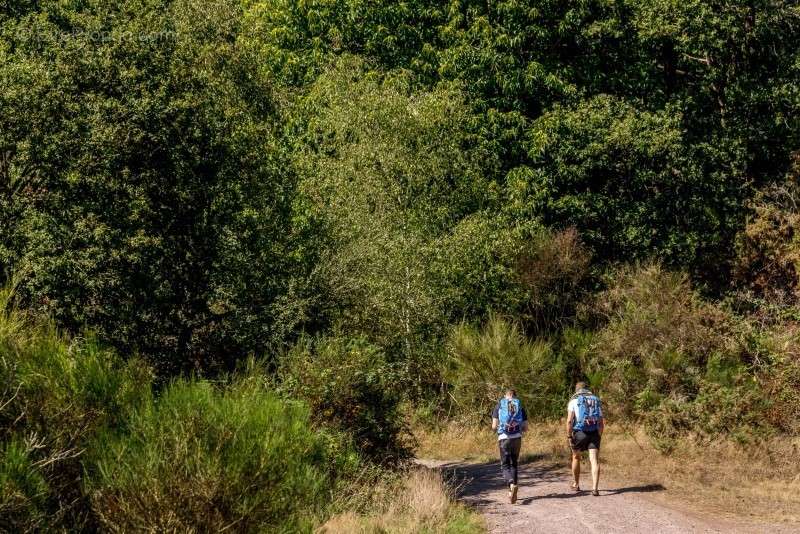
[[415, 421, 800, 524], [415, 421, 565, 463], [602, 427, 800, 524], [318, 468, 484, 533]]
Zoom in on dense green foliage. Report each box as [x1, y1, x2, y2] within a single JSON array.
[[444, 315, 569, 420], [2, 0, 798, 373], [88, 378, 349, 533], [0, 296, 359, 532], [0, 289, 149, 531], [294, 59, 510, 355], [277, 336, 412, 462], [1, 0, 305, 375], [0, 2, 799, 528], [514, 96, 739, 267]]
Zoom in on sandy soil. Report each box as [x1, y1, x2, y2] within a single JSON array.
[[418, 457, 796, 534]]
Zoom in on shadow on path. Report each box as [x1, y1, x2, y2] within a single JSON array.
[[533, 484, 666, 501], [435, 455, 564, 505], [604, 484, 666, 495]]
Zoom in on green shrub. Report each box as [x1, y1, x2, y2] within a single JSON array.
[[514, 227, 592, 335], [586, 263, 794, 446], [0, 439, 50, 532], [87, 377, 351, 533], [750, 326, 800, 434], [556, 327, 597, 388], [277, 336, 412, 463], [589, 263, 736, 419], [641, 380, 768, 453], [443, 315, 569, 421], [0, 288, 151, 531]]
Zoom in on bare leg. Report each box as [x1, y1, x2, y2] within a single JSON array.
[[588, 449, 600, 491], [571, 451, 581, 488]]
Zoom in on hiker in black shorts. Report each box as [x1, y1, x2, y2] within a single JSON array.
[[566, 382, 604, 496]]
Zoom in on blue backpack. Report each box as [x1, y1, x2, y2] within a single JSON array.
[[573, 394, 602, 432], [497, 398, 523, 435]]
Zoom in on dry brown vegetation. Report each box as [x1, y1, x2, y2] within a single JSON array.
[[415, 422, 800, 524], [734, 157, 800, 308], [318, 468, 484, 534], [602, 427, 800, 524]]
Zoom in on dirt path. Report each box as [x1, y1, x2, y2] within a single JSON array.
[[419, 458, 794, 534]]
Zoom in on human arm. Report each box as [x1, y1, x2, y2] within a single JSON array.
[[492, 417, 499, 431], [566, 402, 575, 438], [491, 403, 499, 431], [598, 402, 605, 435]]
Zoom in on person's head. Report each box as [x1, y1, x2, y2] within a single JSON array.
[[574, 381, 587, 392], [505, 388, 516, 399]]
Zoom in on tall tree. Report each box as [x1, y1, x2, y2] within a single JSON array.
[[0, 0, 305, 375], [294, 58, 523, 362]]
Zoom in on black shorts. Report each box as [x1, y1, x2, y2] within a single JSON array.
[[571, 430, 601, 452]]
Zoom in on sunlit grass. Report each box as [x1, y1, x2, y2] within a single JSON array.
[[320, 467, 485, 534]]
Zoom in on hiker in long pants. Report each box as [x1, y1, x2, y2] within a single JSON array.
[[491, 389, 528, 504], [567, 381, 604, 496]]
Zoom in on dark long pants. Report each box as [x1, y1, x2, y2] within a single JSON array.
[[498, 437, 522, 487]]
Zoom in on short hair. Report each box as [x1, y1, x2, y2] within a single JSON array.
[[574, 381, 586, 392], [505, 388, 516, 397]]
